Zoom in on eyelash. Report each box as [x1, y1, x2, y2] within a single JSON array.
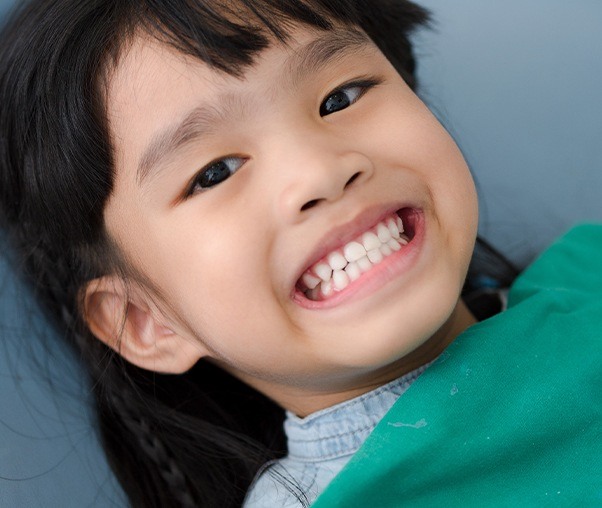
[[185, 76, 382, 197], [319, 76, 382, 117], [185, 156, 246, 197]]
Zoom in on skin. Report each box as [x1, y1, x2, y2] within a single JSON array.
[[89, 25, 479, 417]]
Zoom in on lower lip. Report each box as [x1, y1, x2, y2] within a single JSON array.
[[291, 210, 426, 310]]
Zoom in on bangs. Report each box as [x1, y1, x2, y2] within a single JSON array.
[[0, 0, 428, 250], [107, 0, 429, 82], [115, 0, 363, 76]]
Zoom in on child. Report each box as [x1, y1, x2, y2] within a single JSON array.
[[0, 1, 599, 507]]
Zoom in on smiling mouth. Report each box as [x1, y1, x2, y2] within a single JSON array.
[[295, 208, 419, 302]]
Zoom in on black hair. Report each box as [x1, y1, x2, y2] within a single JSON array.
[[0, 1, 433, 506]]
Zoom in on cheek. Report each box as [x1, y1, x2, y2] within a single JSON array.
[[167, 224, 261, 297], [359, 87, 457, 172], [367, 98, 477, 227], [373, 96, 478, 269], [149, 213, 283, 344]]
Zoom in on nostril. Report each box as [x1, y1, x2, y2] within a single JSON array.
[[344, 172, 361, 189], [300, 199, 320, 212], [300, 172, 362, 211]]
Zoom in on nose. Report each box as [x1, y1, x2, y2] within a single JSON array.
[[271, 130, 374, 223]]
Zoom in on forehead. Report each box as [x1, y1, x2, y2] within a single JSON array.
[[105, 25, 374, 185], [108, 23, 370, 98]]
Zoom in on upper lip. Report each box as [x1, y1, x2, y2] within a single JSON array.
[[290, 201, 416, 293]]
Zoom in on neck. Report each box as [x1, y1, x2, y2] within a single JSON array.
[[239, 298, 476, 417]]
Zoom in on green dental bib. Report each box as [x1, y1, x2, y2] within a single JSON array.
[[312, 224, 602, 507]]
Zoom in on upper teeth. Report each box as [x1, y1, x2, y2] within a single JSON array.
[[300, 214, 408, 299]]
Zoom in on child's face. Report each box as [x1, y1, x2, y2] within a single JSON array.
[[102, 25, 478, 414]]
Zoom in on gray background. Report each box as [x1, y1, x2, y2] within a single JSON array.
[[1, 1, 601, 506], [415, 0, 602, 266]]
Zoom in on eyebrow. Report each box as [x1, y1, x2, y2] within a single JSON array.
[[136, 28, 371, 187], [285, 27, 370, 89], [136, 99, 236, 186]]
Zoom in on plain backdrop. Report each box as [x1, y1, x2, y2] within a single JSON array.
[[415, 0, 602, 266], [1, 1, 601, 506]]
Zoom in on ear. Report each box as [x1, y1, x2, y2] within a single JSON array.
[[83, 276, 206, 374]]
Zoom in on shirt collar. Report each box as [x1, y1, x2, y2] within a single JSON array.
[[284, 364, 430, 461]]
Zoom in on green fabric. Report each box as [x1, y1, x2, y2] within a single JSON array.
[[312, 224, 602, 507]]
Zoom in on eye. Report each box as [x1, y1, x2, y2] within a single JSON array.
[[187, 156, 246, 196], [319, 78, 381, 117]]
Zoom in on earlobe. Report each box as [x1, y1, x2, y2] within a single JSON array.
[[83, 276, 205, 374]]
